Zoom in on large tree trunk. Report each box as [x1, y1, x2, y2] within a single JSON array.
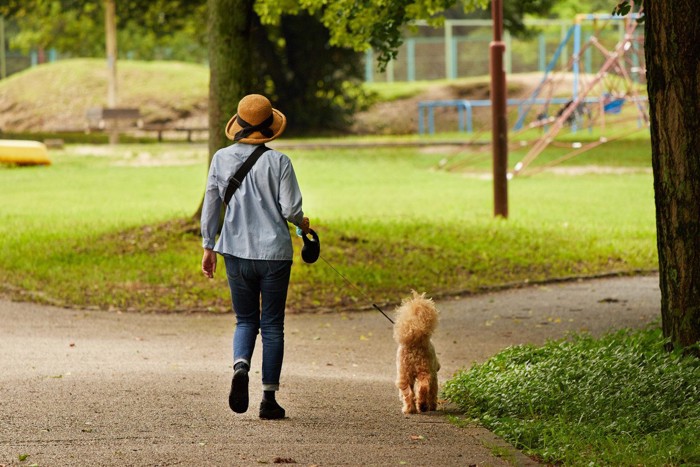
[[645, 0, 700, 356], [195, 0, 260, 219], [207, 0, 257, 159]]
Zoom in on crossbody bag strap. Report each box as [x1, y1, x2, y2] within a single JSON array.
[[223, 145, 269, 206]]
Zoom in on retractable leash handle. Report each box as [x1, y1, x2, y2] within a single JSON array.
[[296, 227, 320, 264]]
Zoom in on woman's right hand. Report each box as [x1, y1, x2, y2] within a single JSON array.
[[299, 217, 310, 235]]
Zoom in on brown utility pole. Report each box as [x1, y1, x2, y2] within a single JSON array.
[[104, 0, 119, 144], [490, 0, 508, 218]]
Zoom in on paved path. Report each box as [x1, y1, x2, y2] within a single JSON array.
[[0, 275, 660, 466]]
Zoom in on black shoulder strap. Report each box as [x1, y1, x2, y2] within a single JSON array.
[[224, 145, 269, 206]]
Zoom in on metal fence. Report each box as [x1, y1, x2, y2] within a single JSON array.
[[365, 18, 640, 82], [2, 16, 641, 83]]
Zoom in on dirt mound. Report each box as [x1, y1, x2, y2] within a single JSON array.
[[0, 59, 209, 134], [351, 75, 538, 135]]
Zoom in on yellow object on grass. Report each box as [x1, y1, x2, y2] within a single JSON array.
[[0, 139, 51, 166]]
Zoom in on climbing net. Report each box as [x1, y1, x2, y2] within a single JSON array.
[[510, 8, 648, 176]]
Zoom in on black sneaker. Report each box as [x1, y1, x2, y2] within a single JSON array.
[[228, 368, 249, 413], [259, 399, 285, 420]]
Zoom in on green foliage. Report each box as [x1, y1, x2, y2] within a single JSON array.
[[256, 0, 490, 70], [443, 328, 700, 465], [611, 0, 645, 23], [255, 0, 576, 70], [259, 12, 368, 134], [551, 0, 619, 17], [3, 1, 103, 55], [612, 0, 632, 16], [125, 5, 203, 62], [456, 0, 559, 40], [0, 0, 208, 61]]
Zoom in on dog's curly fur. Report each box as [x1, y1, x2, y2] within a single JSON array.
[[393, 290, 440, 414]]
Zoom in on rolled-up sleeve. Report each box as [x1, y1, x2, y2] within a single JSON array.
[[278, 157, 304, 226], [201, 157, 222, 249]]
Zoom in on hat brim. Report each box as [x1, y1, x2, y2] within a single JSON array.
[[225, 108, 287, 144]]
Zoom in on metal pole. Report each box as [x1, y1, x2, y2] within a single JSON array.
[[407, 38, 415, 81], [104, 0, 118, 144], [0, 16, 6, 80], [504, 30, 512, 74], [573, 21, 581, 101], [364, 49, 373, 82], [444, 20, 453, 80], [105, 0, 117, 107], [386, 58, 394, 83], [490, 0, 508, 218], [538, 33, 546, 72]]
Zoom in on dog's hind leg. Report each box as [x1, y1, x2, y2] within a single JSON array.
[[415, 372, 432, 412], [428, 372, 439, 411], [396, 378, 417, 414]]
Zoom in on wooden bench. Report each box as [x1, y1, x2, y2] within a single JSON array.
[[141, 124, 208, 142], [85, 107, 142, 132]]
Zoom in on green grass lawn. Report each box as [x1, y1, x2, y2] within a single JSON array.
[[0, 137, 657, 312]]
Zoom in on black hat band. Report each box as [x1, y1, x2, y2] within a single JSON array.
[[234, 114, 274, 142]]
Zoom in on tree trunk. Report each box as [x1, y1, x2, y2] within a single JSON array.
[[645, 0, 700, 356], [194, 0, 259, 220]]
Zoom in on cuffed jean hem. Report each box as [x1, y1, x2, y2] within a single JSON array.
[[233, 358, 250, 368], [262, 383, 280, 391]]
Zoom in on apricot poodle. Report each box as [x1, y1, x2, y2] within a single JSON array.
[[393, 291, 440, 414]]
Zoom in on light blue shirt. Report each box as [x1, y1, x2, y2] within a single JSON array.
[[201, 143, 304, 260]]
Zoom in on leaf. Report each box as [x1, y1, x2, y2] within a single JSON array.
[[19, 453, 29, 461], [612, 1, 631, 16]]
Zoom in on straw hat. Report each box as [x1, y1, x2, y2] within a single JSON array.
[[225, 94, 287, 144]]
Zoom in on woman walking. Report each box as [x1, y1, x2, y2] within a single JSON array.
[[201, 94, 310, 419]]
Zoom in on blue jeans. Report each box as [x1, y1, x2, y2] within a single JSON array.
[[224, 256, 292, 391]]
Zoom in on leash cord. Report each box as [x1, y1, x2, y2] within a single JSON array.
[[319, 255, 394, 324]]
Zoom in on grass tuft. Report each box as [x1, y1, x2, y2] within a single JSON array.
[[442, 328, 700, 465]]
